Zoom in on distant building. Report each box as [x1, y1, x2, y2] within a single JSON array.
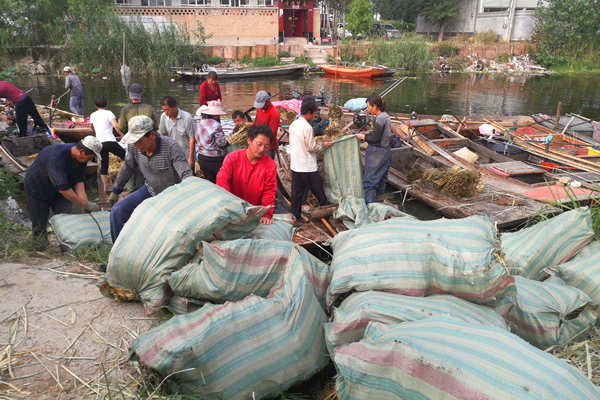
[[113, 0, 320, 46], [416, 0, 542, 41]]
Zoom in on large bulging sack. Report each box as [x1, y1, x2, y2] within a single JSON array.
[[547, 246, 600, 305], [327, 215, 515, 307], [495, 276, 597, 349], [502, 207, 594, 280], [168, 239, 330, 307], [104, 178, 267, 314], [333, 318, 600, 400], [325, 291, 507, 351], [131, 246, 328, 400], [49, 211, 112, 249]]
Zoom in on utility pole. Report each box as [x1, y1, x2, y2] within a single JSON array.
[[505, 0, 517, 42]]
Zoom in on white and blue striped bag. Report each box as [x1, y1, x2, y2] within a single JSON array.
[[333, 318, 600, 400]]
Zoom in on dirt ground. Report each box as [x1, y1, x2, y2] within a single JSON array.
[[0, 261, 153, 399]]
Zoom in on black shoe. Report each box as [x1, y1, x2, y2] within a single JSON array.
[[98, 264, 107, 273]]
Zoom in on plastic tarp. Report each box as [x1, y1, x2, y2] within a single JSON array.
[[323, 135, 406, 227], [343, 98, 367, 112], [501, 207, 594, 280], [333, 318, 600, 400], [325, 291, 507, 351], [168, 239, 330, 307], [548, 246, 600, 305], [131, 245, 329, 400], [104, 178, 267, 314], [327, 215, 516, 308], [495, 276, 597, 349], [49, 211, 112, 249], [250, 220, 294, 242]]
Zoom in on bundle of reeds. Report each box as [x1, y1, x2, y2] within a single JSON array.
[[226, 124, 248, 146], [277, 106, 297, 125], [421, 165, 483, 198], [107, 157, 124, 181]]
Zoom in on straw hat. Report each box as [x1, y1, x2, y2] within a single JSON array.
[[196, 100, 226, 116]]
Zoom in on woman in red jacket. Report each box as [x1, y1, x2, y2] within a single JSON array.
[[198, 70, 222, 106]]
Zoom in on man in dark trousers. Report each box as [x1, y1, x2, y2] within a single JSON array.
[[108, 115, 193, 241], [0, 81, 48, 137], [24, 136, 102, 241]]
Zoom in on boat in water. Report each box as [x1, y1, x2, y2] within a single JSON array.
[[174, 64, 306, 80], [320, 65, 386, 79]]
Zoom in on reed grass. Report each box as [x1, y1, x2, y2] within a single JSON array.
[[369, 34, 433, 73]]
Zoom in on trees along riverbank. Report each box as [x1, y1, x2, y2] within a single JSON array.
[[0, 0, 208, 76]]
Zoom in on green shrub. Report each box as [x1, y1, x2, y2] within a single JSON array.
[[496, 53, 511, 63], [206, 56, 224, 64], [293, 56, 315, 67], [278, 51, 291, 58], [437, 43, 460, 57], [240, 55, 252, 64], [370, 34, 433, 73], [472, 31, 501, 45], [251, 56, 279, 67]]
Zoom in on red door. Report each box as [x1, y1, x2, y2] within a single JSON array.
[[283, 9, 307, 38]]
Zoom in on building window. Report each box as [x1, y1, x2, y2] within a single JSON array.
[[114, 0, 129, 4], [181, 0, 208, 4], [483, 7, 508, 12], [141, 0, 173, 5], [257, 0, 274, 6]]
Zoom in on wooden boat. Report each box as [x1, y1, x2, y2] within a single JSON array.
[[50, 122, 93, 142], [0, 134, 97, 177], [274, 146, 348, 247], [320, 65, 386, 79], [392, 121, 596, 208], [174, 64, 306, 80]]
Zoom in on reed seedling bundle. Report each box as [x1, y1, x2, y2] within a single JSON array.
[[420, 165, 483, 198]]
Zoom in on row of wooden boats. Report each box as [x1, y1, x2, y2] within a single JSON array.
[[1, 102, 598, 247]]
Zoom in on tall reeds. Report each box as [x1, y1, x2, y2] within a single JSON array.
[[369, 34, 433, 73]]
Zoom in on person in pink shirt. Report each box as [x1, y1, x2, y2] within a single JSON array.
[[0, 81, 47, 137], [216, 124, 276, 224]]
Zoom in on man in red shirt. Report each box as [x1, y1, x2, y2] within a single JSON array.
[[252, 90, 280, 158], [0, 81, 48, 137], [216, 124, 276, 225], [198, 70, 222, 106]]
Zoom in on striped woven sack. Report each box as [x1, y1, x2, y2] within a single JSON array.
[[250, 220, 294, 241], [131, 246, 329, 400], [49, 211, 112, 250], [105, 177, 267, 314], [333, 318, 600, 400], [495, 276, 597, 349], [501, 207, 594, 280], [325, 291, 507, 351], [168, 239, 330, 307], [547, 248, 600, 305], [573, 239, 600, 261], [326, 215, 515, 308]]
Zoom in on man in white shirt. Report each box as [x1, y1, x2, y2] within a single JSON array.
[[158, 96, 194, 169], [288, 96, 330, 222], [89, 96, 124, 193]]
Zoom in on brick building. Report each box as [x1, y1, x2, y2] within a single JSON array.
[[114, 0, 320, 46]]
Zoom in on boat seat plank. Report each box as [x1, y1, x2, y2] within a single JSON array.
[[482, 161, 546, 176]]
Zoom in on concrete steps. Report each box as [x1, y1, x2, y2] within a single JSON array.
[[304, 45, 332, 65]]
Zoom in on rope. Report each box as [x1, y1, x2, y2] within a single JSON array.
[[86, 211, 106, 242], [293, 231, 333, 258]]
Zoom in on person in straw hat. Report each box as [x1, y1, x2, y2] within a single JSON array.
[[193, 100, 228, 183], [24, 136, 102, 242]]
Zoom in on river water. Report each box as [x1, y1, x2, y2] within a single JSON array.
[[10, 72, 600, 119]]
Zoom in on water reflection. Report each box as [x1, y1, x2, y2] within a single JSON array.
[[10, 72, 600, 119]]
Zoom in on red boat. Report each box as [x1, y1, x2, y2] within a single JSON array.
[[321, 65, 386, 79]]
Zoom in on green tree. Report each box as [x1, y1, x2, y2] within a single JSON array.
[[0, 0, 68, 49], [346, 0, 373, 37], [533, 0, 600, 66], [421, 0, 461, 42], [372, 0, 424, 22]]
